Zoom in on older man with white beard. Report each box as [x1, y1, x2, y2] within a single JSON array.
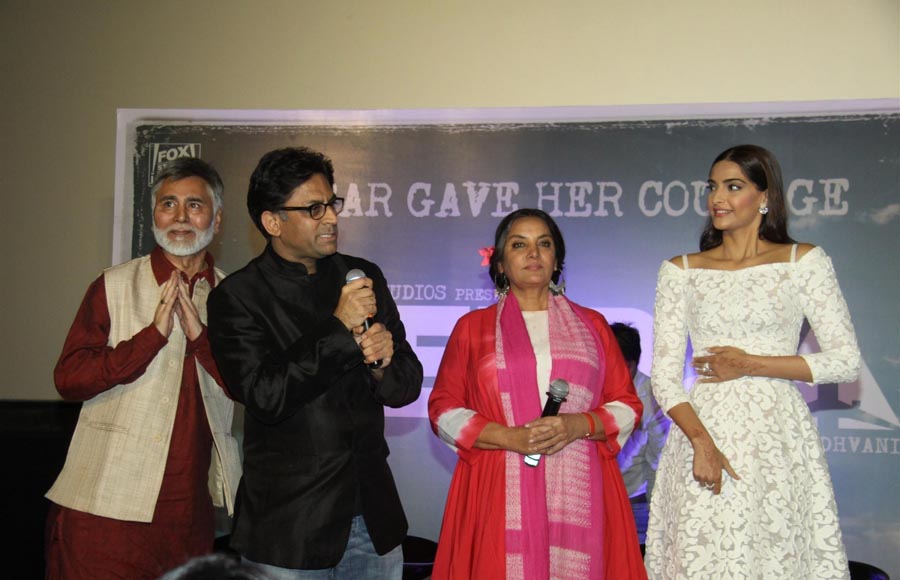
[[44, 157, 242, 580]]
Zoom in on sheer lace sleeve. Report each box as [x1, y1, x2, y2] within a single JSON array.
[[651, 261, 691, 413], [793, 246, 862, 384]]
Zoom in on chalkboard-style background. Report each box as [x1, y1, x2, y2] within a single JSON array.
[[120, 108, 899, 573]]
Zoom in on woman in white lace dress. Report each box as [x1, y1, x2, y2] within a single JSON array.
[[644, 145, 861, 579]]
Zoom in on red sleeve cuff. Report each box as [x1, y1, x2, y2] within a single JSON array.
[[185, 325, 208, 355], [136, 324, 169, 354], [188, 325, 232, 398], [595, 407, 622, 458], [455, 414, 492, 465]]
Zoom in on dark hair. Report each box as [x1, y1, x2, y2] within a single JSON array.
[[489, 208, 566, 290], [151, 157, 224, 213], [157, 553, 270, 580], [610, 322, 641, 365], [699, 144, 795, 251], [246, 147, 335, 237]]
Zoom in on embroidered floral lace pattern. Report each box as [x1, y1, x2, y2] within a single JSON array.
[[645, 246, 859, 579]]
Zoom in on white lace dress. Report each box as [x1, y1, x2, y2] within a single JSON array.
[[645, 246, 861, 580]]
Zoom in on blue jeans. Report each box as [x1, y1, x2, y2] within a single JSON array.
[[244, 515, 403, 580]]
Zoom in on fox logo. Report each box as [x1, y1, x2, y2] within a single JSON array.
[[148, 143, 201, 185]]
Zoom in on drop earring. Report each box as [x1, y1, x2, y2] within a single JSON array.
[[549, 272, 566, 296], [495, 273, 509, 297]]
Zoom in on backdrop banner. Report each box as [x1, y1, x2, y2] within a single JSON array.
[[118, 104, 900, 574]]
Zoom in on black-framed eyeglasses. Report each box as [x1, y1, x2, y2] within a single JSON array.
[[278, 196, 344, 220]]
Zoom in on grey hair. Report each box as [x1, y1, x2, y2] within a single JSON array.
[[150, 157, 224, 214]]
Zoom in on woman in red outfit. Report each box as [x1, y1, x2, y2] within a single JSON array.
[[428, 208, 647, 580]]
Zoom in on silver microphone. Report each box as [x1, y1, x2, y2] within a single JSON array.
[[344, 269, 382, 369]]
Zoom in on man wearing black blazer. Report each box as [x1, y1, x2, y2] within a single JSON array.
[[208, 147, 422, 579]]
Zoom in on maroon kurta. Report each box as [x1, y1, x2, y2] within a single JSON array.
[[45, 248, 228, 580]]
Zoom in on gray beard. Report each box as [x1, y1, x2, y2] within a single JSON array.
[[152, 224, 214, 257]]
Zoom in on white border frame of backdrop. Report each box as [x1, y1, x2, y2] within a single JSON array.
[[113, 99, 898, 265]]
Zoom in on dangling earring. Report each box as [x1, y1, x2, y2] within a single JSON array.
[[758, 205, 769, 215], [549, 274, 566, 296], [495, 273, 509, 297]]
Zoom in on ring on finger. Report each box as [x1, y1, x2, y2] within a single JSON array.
[[702, 363, 712, 374]]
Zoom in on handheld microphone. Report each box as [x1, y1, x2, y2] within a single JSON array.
[[345, 269, 383, 369], [524, 379, 569, 467]]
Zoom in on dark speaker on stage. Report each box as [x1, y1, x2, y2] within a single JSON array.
[[402, 535, 437, 580], [850, 560, 890, 580], [1, 401, 81, 579]]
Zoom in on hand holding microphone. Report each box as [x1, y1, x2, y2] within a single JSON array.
[[343, 269, 384, 369], [524, 379, 569, 467]]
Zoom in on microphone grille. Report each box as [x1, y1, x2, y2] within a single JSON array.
[[548, 379, 569, 398], [345, 268, 366, 283]]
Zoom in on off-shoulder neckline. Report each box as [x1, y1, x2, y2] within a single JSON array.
[[662, 245, 824, 273]]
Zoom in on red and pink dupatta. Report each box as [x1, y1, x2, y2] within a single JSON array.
[[495, 292, 606, 579]]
